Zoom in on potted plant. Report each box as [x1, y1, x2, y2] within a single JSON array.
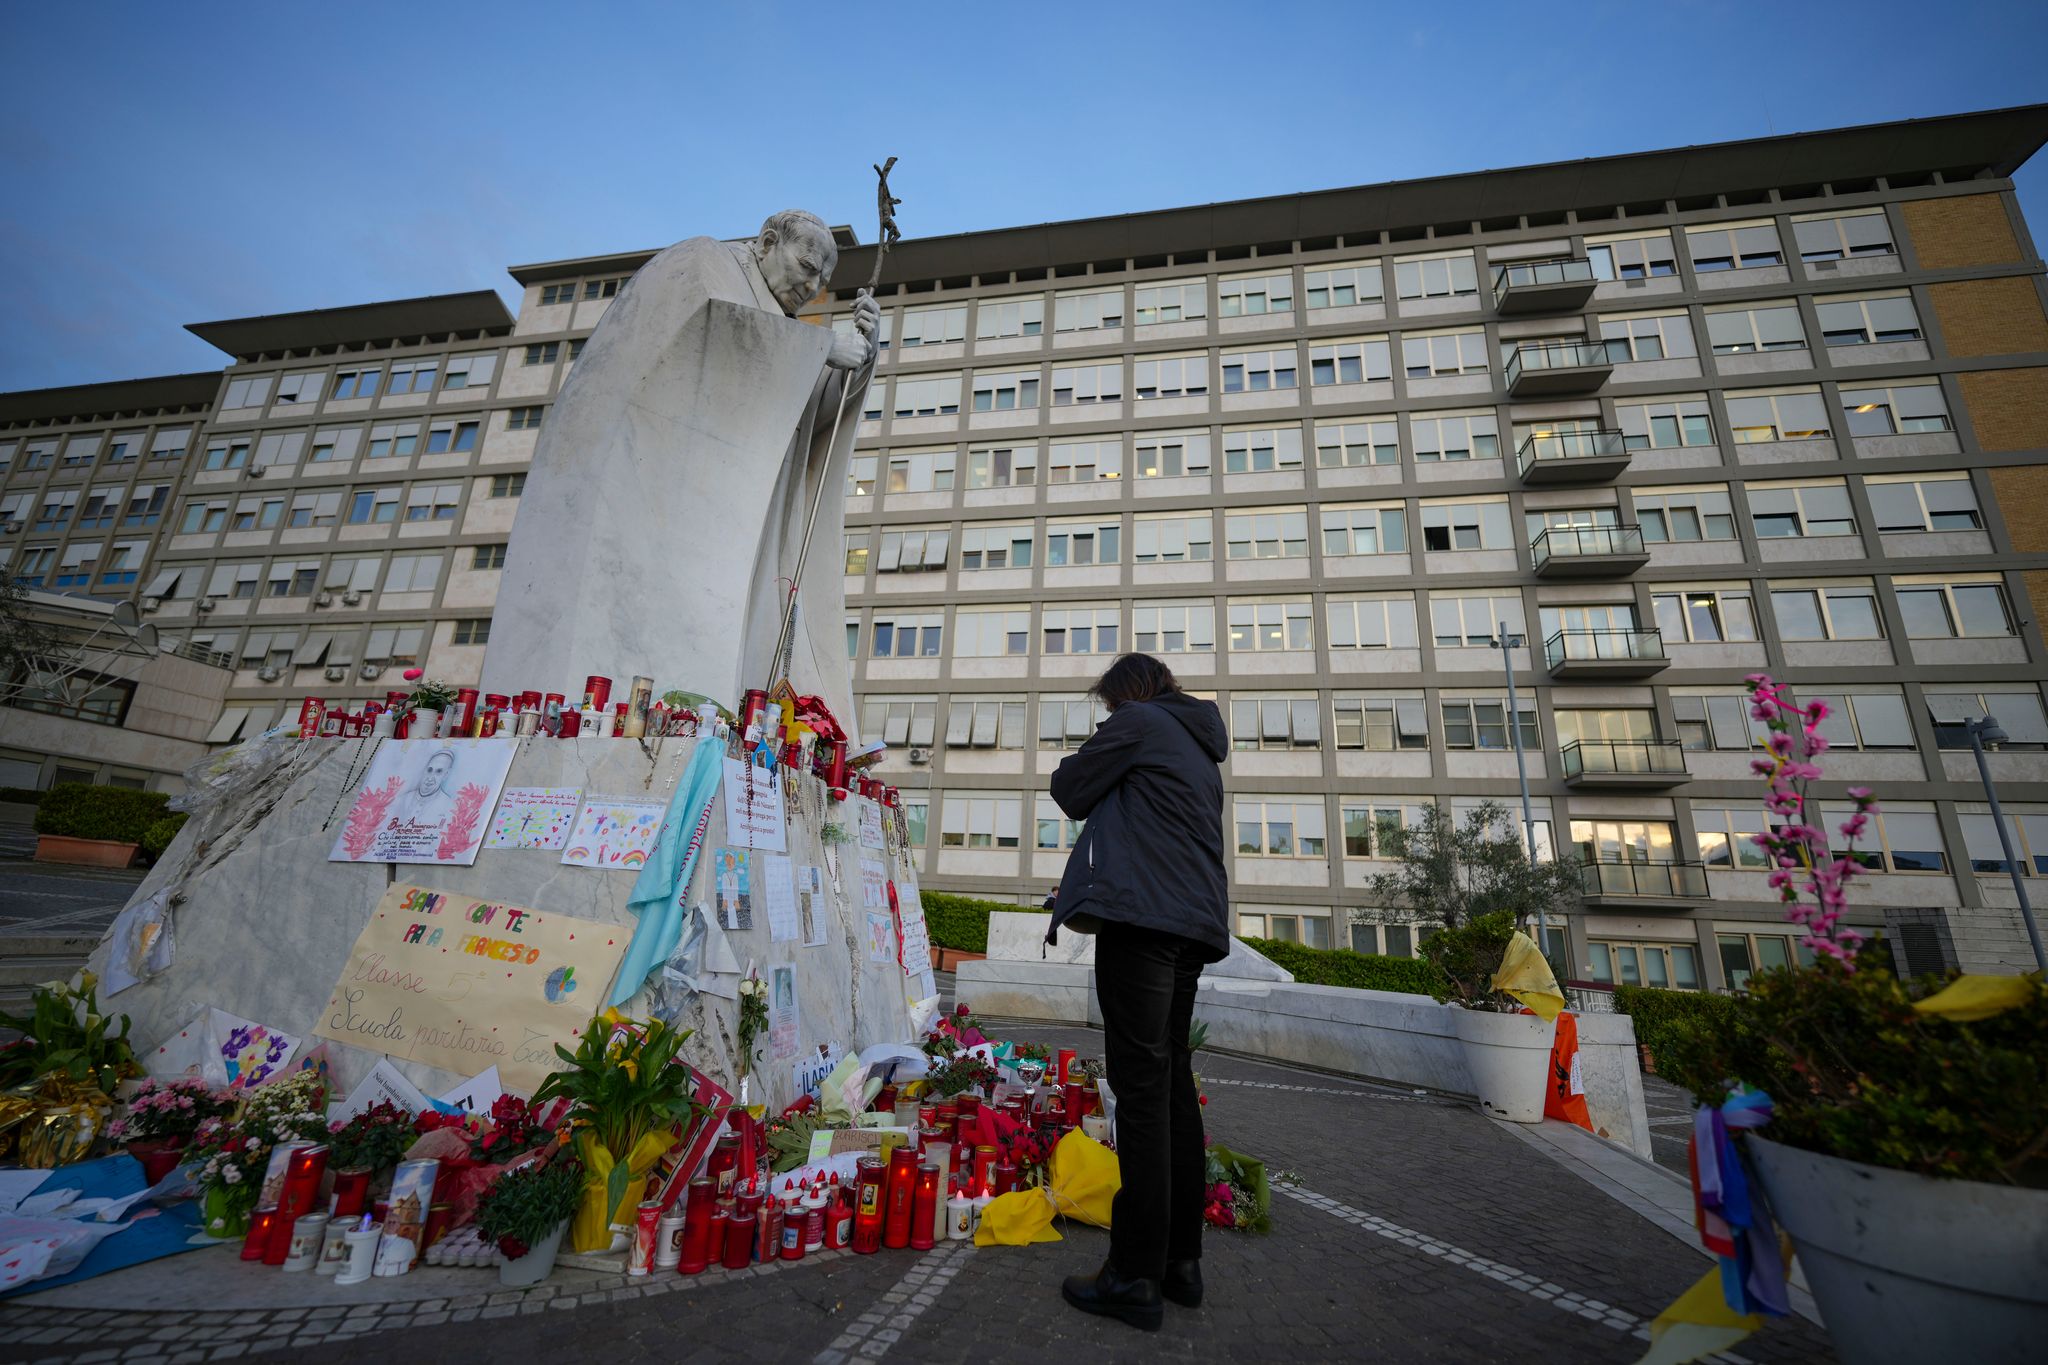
[[189, 1071, 329, 1239], [30, 784, 172, 868], [108, 1077, 233, 1184], [405, 674, 459, 738], [1658, 678, 2048, 1364], [478, 1155, 584, 1286], [0, 974, 139, 1166], [1419, 909, 1554, 1122], [324, 1101, 418, 1216], [532, 1009, 702, 1253]]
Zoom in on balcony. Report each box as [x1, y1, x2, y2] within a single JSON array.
[[1516, 429, 1632, 484], [1531, 525, 1651, 578], [1544, 627, 1669, 679], [1504, 340, 1615, 397], [1492, 258, 1599, 314], [1559, 740, 1690, 789], [1578, 859, 1710, 909]]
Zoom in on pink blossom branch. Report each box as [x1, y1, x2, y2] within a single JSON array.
[[1744, 675, 1874, 970]]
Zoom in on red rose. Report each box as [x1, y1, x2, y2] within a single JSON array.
[[498, 1235, 529, 1260]]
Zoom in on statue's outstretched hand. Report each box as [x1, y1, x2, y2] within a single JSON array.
[[827, 291, 880, 370]]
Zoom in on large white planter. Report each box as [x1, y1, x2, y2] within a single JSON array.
[[497, 1218, 569, 1287], [1448, 1006, 1552, 1122], [1747, 1134, 2048, 1365]]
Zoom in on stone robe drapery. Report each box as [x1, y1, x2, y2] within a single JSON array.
[[480, 238, 874, 738]]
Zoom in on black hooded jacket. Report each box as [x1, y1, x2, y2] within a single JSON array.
[[1046, 691, 1230, 962]]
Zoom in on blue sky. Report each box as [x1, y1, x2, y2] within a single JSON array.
[[1, 0, 2043, 391]]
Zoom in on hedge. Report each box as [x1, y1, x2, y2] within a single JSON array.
[[1238, 937, 1443, 995], [920, 891, 1012, 954], [141, 814, 190, 861], [1613, 983, 1742, 1059], [31, 784, 173, 845]]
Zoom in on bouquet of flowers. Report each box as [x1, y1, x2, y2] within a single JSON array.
[[1201, 1143, 1272, 1234], [324, 1100, 416, 1173], [735, 971, 770, 1094], [107, 1077, 233, 1145], [190, 1071, 329, 1238], [924, 1052, 998, 1100], [922, 1002, 990, 1061], [470, 1093, 554, 1164]]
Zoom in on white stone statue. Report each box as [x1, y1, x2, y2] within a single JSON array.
[[481, 210, 879, 735]]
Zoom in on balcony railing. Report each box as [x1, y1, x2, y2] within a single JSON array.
[[1544, 627, 1667, 671], [1530, 525, 1648, 573], [1505, 339, 1617, 385], [1515, 428, 1629, 479], [1578, 859, 1710, 901], [1491, 258, 1598, 312], [1559, 739, 1689, 780]]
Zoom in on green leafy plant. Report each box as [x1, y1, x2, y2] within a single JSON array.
[[1613, 984, 1742, 1062], [1238, 939, 1445, 994], [107, 1077, 234, 1144], [924, 1052, 997, 1099], [819, 822, 853, 845], [31, 784, 172, 845], [0, 974, 138, 1093], [1071, 1057, 1107, 1084], [408, 678, 460, 711], [764, 1111, 833, 1173], [1367, 800, 1579, 934], [531, 1011, 701, 1171], [477, 1155, 584, 1259], [1186, 1020, 1209, 1054], [918, 892, 1004, 954], [324, 1101, 419, 1172], [141, 814, 188, 861], [1419, 911, 1519, 1009]]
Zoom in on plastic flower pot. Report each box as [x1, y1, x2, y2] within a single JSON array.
[[1746, 1135, 2048, 1365], [127, 1138, 187, 1185], [498, 1218, 569, 1287], [1447, 1006, 1552, 1122]]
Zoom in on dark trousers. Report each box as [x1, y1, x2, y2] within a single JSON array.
[[1095, 920, 1206, 1280]]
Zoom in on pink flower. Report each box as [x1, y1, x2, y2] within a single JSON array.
[[403, 667, 424, 681]]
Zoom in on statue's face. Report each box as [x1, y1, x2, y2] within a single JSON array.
[[757, 221, 837, 316]]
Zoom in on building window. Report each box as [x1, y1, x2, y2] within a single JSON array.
[[1928, 689, 2048, 749], [1315, 419, 1399, 467], [1223, 426, 1303, 473], [868, 612, 943, 658], [863, 696, 937, 747], [1234, 796, 1327, 857], [1635, 486, 1736, 542], [1420, 500, 1510, 552], [1133, 601, 1215, 653], [403, 483, 461, 522], [1133, 513, 1213, 563], [202, 439, 250, 472], [966, 444, 1037, 487], [1617, 396, 1714, 450], [366, 422, 420, 459], [1239, 911, 1334, 949], [1134, 430, 1211, 478], [382, 552, 442, 593], [945, 697, 1026, 749], [53, 543, 103, 588], [1222, 348, 1299, 392], [1035, 795, 1085, 851], [507, 406, 545, 431], [1818, 803, 1946, 874], [583, 277, 624, 300], [872, 526, 948, 574], [1133, 280, 1204, 326], [976, 297, 1043, 339], [1841, 379, 1951, 436], [1769, 584, 1884, 641], [1134, 354, 1208, 399], [1230, 694, 1320, 750], [347, 487, 401, 524], [958, 524, 1033, 570], [1585, 231, 1678, 280], [899, 305, 966, 348], [1053, 288, 1124, 333], [1041, 605, 1120, 655], [179, 500, 227, 534], [1896, 579, 2014, 639], [843, 532, 869, 576], [221, 375, 273, 409], [1321, 503, 1406, 557], [1792, 211, 1894, 262], [1045, 518, 1121, 566], [1867, 473, 1980, 533], [1328, 595, 1420, 650], [1673, 693, 1769, 751], [1684, 221, 1784, 271], [1304, 262, 1383, 308], [972, 369, 1040, 412], [1705, 301, 1807, 353], [1411, 410, 1498, 462], [331, 368, 382, 400], [1725, 388, 1831, 442], [231, 497, 284, 531], [891, 375, 963, 418], [1333, 695, 1428, 750], [1039, 694, 1107, 750], [1227, 599, 1313, 652], [471, 543, 507, 570], [1401, 330, 1488, 377], [4, 670, 133, 727], [1340, 799, 1430, 855], [387, 360, 438, 394], [489, 473, 526, 498], [309, 426, 361, 463], [1572, 818, 1678, 866], [1589, 940, 1701, 990], [539, 283, 577, 306], [1816, 292, 1922, 346], [951, 607, 1029, 658], [1749, 481, 1856, 538], [1218, 271, 1293, 317], [886, 450, 955, 492], [443, 353, 496, 389], [121, 485, 168, 528], [1440, 698, 1538, 750], [425, 420, 481, 453], [523, 342, 559, 366], [1046, 440, 1120, 482], [1224, 508, 1308, 559], [1599, 311, 1700, 360], [1393, 252, 1477, 299], [1652, 587, 1758, 643], [364, 623, 426, 667], [846, 455, 877, 496], [12, 545, 55, 584], [105, 432, 140, 464], [1716, 931, 1814, 990], [1794, 690, 1916, 750], [1308, 338, 1389, 385], [940, 793, 1022, 849], [1051, 363, 1121, 406]]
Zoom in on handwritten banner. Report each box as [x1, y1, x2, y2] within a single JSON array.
[[313, 883, 627, 1093], [721, 757, 787, 851]]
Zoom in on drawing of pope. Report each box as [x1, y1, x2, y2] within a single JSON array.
[[393, 748, 458, 828]]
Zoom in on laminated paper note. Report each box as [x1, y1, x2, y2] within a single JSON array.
[[313, 883, 627, 1093], [713, 847, 753, 932], [795, 865, 831, 947], [560, 797, 665, 869], [768, 964, 798, 1061], [761, 854, 799, 943], [330, 738, 516, 866], [858, 800, 885, 849], [721, 757, 787, 852], [484, 788, 581, 850], [859, 858, 888, 910]]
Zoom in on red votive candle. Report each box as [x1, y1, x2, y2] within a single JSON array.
[[882, 1147, 918, 1250], [852, 1156, 885, 1254], [993, 1159, 1019, 1196], [971, 1144, 996, 1195], [677, 1177, 716, 1275], [757, 1194, 784, 1265], [909, 1162, 940, 1251], [723, 1213, 755, 1269], [955, 1093, 981, 1121], [240, 1207, 278, 1261], [583, 675, 613, 712], [707, 1133, 740, 1199], [826, 739, 849, 799]]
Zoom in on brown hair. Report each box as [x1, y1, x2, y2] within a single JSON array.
[[1089, 653, 1181, 711]]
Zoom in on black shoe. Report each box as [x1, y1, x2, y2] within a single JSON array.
[[1061, 1263, 1164, 1331], [1163, 1258, 1203, 1308]]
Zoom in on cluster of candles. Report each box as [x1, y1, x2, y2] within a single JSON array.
[[631, 1075, 1104, 1278], [295, 679, 907, 808], [234, 1144, 439, 1285]]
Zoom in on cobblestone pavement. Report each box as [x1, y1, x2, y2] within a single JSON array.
[[1641, 1076, 1698, 1177], [0, 1023, 1834, 1364]]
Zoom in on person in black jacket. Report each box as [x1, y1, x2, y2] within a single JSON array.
[[1047, 653, 1228, 1331]]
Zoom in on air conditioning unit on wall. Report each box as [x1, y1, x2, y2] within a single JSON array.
[[907, 747, 931, 766], [324, 665, 347, 682]]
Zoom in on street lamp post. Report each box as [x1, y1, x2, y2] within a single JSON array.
[[1490, 624, 1546, 956], [1964, 716, 2048, 975]]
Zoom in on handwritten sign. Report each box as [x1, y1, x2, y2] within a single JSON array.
[[330, 738, 515, 866], [761, 854, 799, 943], [865, 911, 895, 964], [721, 757, 787, 851], [858, 800, 885, 850], [859, 858, 888, 910], [561, 797, 664, 869], [485, 788, 581, 850], [313, 883, 626, 1093], [330, 1057, 431, 1121]]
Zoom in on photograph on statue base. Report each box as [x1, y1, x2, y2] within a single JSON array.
[[713, 847, 754, 931], [328, 738, 517, 866]]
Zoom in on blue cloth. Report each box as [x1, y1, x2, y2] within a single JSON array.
[[612, 739, 725, 1006], [1693, 1086, 1790, 1318], [0, 1157, 209, 1299]]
